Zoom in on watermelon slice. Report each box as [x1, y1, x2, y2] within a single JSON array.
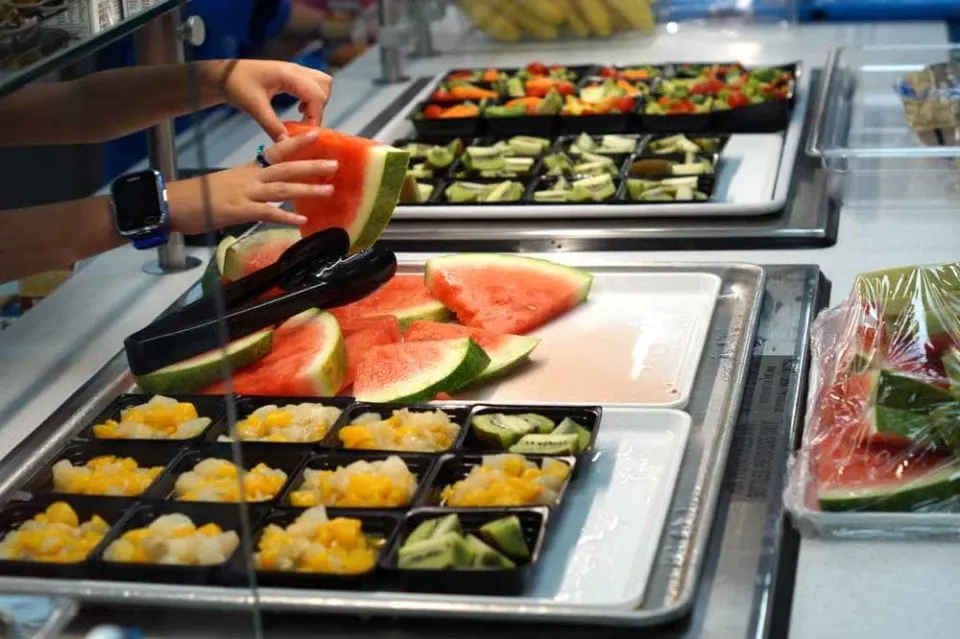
[[134, 329, 273, 395], [353, 338, 490, 403], [201, 234, 237, 295], [204, 309, 346, 396], [424, 254, 593, 334], [283, 122, 409, 251], [222, 228, 301, 282], [331, 274, 450, 331], [341, 316, 402, 391], [404, 320, 539, 385], [818, 453, 960, 512]]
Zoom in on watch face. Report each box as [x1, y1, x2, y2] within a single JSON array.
[[112, 171, 165, 234]]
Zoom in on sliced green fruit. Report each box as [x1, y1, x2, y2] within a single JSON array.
[[431, 513, 461, 539], [536, 89, 562, 115], [472, 414, 537, 448], [134, 329, 274, 394], [520, 413, 555, 434], [397, 532, 472, 570], [405, 518, 439, 546], [509, 433, 579, 454], [479, 516, 530, 561], [818, 463, 960, 512], [465, 534, 516, 569], [353, 337, 490, 404], [426, 146, 455, 169], [201, 234, 237, 295]]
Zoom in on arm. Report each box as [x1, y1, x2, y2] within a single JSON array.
[[0, 133, 335, 283], [0, 59, 332, 146], [0, 62, 227, 146]]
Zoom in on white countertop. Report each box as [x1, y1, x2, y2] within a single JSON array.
[[1, 19, 957, 639]]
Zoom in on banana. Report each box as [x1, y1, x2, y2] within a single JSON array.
[[574, 0, 613, 37], [604, 0, 657, 34], [503, 1, 560, 40], [519, 0, 566, 26], [459, 0, 524, 42], [557, 0, 590, 37]]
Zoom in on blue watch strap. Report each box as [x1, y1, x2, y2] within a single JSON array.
[[131, 227, 170, 250]]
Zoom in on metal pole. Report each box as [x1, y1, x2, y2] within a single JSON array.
[[376, 0, 409, 84], [409, 0, 436, 59], [133, 10, 192, 273]]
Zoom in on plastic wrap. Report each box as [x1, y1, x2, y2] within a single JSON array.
[[786, 263, 960, 539]]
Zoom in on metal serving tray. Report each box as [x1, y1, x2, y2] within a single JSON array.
[[375, 67, 809, 220], [0, 263, 763, 628]]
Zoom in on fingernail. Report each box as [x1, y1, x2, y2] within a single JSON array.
[[317, 160, 338, 171], [303, 130, 320, 139], [291, 214, 308, 224], [313, 184, 334, 195]]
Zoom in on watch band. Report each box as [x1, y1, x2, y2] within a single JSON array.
[[131, 227, 171, 250]]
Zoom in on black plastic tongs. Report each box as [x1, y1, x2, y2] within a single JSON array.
[[125, 228, 397, 376]]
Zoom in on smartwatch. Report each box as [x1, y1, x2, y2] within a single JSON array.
[[110, 169, 171, 250]]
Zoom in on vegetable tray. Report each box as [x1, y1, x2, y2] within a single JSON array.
[[376, 62, 809, 220]]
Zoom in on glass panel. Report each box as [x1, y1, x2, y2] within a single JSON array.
[[0, 1, 189, 101]]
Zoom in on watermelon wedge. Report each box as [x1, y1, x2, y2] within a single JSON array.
[[817, 451, 960, 512], [424, 254, 593, 334], [341, 316, 402, 391], [353, 338, 490, 403], [222, 228, 301, 282], [201, 234, 237, 295], [404, 320, 539, 385], [204, 309, 346, 396], [134, 329, 273, 394], [283, 122, 409, 251], [331, 274, 451, 331]]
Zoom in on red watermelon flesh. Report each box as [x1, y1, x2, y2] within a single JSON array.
[[341, 318, 402, 391], [404, 320, 539, 384], [423, 254, 593, 335], [201, 309, 346, 396], [282, 122, 409, 250], [338, 314, 402, 338], [331, 274, 450, 330]]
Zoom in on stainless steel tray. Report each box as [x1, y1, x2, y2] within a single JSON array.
[[0, 263, 764, 628], [375, 67, 808, 220]]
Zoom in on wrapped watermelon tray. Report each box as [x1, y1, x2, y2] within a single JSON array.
[[786, 262, 960, 538]]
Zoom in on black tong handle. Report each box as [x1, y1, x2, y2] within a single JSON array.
[[125, 230, 397, 376]]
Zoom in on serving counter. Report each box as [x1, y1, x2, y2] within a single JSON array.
[[0, 17, 957, 639]]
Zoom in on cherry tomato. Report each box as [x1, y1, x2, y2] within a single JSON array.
[[447, 71, 473, 81], [526, 62, 549, 76], [556, 80, 576, 96], [615, 96, 635, 113], [726, 92, 748, 108], [431, 90, 454, 102], [599, 66, 618, 78], [423, 104, 444, 119]]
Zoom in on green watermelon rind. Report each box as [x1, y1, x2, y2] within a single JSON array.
[[394, 302, 452, 329], [475, 334, 540, 384], [354, 337, 490, 404], [297, 310, 348, 396], [200, 235, 237, 296], [818, 463, 960, 512], [349, 146, 410, 251], [222, 228, 301, 281], [134, 328, 274, 394], [424, 253, 594, 311]]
